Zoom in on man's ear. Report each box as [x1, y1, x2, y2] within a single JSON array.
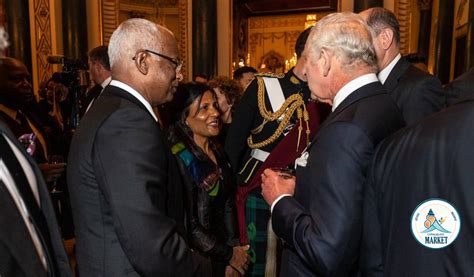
[[135, 51, 149, 75], [320, 48, 331, 77], [380, 28, 395, 50]]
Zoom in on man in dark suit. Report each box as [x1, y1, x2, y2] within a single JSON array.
[[1, 30, 70, 275], [360, 7, 445, 125], [261, 13, 405, 276], [361, 95, 474, 276], [0, 121, 71, 277], [80, 45, 111, 117], [67, 19, 210, 276], [0, 57, 66, 182]]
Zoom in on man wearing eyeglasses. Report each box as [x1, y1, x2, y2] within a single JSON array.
[[67, 18, 210, 276]]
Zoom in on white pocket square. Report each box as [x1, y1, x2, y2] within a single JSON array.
[[295, 151, 309, 168]]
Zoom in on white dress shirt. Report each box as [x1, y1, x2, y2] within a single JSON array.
[[377, 53, 401, 85], [109, 80, 158, 122], [332, 73, 379, 111], [85, 76, 112, 113]]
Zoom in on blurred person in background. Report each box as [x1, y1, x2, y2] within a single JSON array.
[[208, 76, 241, 144], [233, 66, 257, 92], [80, 45, 111, 117]]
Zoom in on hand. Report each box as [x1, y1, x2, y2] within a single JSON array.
[[261, 168, 296, 206], [229, 245, 250, 275], [225, 265, 240, 277], [38, 162, 66, 183]]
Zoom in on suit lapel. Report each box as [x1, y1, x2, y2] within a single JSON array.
[[0, 180, 47, 277], [383, 57, 410, 93]]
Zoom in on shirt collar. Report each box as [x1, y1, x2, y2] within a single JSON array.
[[332, 73, 379, 111], [109, 80, 158, 122], [101, 76, 112, 88], [378, 53, 401, 84]]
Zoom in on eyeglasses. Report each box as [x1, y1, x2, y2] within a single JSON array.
[[133, 49, 183, 73]]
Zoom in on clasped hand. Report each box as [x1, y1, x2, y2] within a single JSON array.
[[260, 168, 296, 207], [227, 244, 250, 276]]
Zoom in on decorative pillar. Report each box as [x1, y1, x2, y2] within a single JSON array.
[[417, 0, 433, 60], [353, 0, 383, 13], [432, 0, 454, 83], [192, 0, 217, 79], [5, 0, 32, 71], [62, 0, 88, 60]]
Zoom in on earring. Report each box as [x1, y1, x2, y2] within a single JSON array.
[[185, 120, 189, 126]]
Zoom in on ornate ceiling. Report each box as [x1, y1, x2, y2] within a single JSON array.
[[236, 0, 337, 15], [121, 0, 178, 6]]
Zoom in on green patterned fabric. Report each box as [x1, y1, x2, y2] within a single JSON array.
[[245, 192, 271, 276]]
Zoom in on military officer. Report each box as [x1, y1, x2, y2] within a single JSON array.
[[225, 27, 330, 276]]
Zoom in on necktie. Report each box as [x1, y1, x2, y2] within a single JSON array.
[[0, 135, 57, 273]]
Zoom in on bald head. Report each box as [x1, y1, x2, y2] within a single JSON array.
[[0, 57, 34, 107]]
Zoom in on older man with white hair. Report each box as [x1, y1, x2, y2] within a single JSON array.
[[261, 13, 404, 276], [67, 19, 210, 276]]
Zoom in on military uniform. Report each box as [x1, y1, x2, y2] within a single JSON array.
[[225, 68, 329, 276], [226, 69, 311, 181]]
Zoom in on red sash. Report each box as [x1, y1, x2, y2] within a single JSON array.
[[236, 101, 329, 243]]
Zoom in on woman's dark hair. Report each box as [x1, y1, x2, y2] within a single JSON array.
[[208, 76, 241, 105], [167, 82, 217, 159]]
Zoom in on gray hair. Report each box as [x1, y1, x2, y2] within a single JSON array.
[[0, 27, 9, 52], [108, 18, 170, 69], [364, 7, 400, 45], [305, 12, 378, 73]]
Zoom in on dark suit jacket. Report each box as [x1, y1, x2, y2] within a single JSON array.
[[361, 95, 474, 277], [384, 57, 445, 125], [444, 66, 474, 106], [271, 81, 405, 276], [0, 121, 71, 277], [67, 85, 209, 276]]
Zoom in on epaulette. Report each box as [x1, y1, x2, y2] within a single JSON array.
[[255, 72, 285, 78]]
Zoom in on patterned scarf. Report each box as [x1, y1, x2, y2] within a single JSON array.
[[171, 142, 220, 195]]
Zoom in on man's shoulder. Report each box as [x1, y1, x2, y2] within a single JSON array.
[[401, 63, 439, 85]]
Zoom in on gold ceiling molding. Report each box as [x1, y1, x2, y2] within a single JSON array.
[[249, 15, 306, 30], [121, 0, 178, 6], [248, 31, 300, 55], [395, 0, 412, 55], [119, 2, 156, 14]]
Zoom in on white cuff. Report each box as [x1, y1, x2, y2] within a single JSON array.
[[271, 194, 292, 213]]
